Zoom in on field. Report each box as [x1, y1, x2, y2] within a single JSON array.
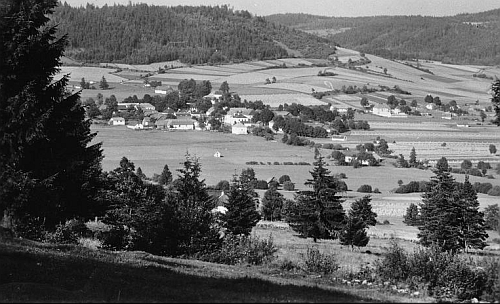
[[81, 49, 500, 253]]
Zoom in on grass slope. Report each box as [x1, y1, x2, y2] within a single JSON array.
[[0, 238, 417, 303]]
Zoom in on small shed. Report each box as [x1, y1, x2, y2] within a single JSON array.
[[214, 151, 222, 158]]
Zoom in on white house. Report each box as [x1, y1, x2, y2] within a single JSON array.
[[231, 122, 248, 134], [372, 104, 393, 117], [126, 120, 143, 130], [154, 86, 173, 95], [108, 117, 125, 126], [214, 151, 222, 158], [165, 119, 195, 130], [372, 103, 407, 117]]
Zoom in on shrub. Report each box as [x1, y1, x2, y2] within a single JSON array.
[[487, 185, 500, 196], [278, 174, 291, 184], [98, 225, 130, 250], [44, 219, 91, 244], [375, 241, 496, 301], [283, 161, 294, 165], [200, 233, 278, 266], [373, 188, 381, 193], [298, 162, 311, 165], [302, 247, 339, 274], [279, 258, 301, 272], [254, 179, 269, 190], [357, 184, 372, 193], [246, 161, 259, 165], [273, 161, 280, 165], [283, 181, 295, 191]]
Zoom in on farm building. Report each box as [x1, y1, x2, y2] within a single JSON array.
[[141, 117, 152, 127], [232, 122, 248, 134], [214, 151, 222, 158], [203, 92, 223, 103], [372, 103, 407, 118], [154, 86, 174, 95], [165, 119, 195, 130], [126, 120, 143, 130], [108, 117, 125, 126], [224, 112, 251, 125]]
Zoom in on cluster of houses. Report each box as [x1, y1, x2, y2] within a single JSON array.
[[107, 99, 271, 135]]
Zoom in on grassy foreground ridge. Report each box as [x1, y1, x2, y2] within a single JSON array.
[[0, 237, 423, 303]]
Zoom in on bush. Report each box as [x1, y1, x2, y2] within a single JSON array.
[[200, 234, 278, 266], [302, 247, 339, 274], [283, 181, 295, 191], [98, 225, 131, 251], [273, 161, 280, 165], [44, 219, 91, 244], [254, 179, 269, 190], [283, 161, 294, 165], [246, 161, 259, 165], [374, 241, 496, 301], [357, 184, 372, 193], [487, 185, 500, 196], [373, 188, 380, 193]]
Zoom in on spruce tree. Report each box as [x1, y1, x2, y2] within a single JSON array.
[[349, 195, 377, 227], [418, 158, 487, 252], [409, 146, 417, 167], [169, 153, 218, 256], [261, 187, 284, 221], [286, 156, 346, 242], [0, 0, 103, 235], [99, 75, 109, 89], [491, 79, 500, 126], [158, 164, 172, 185], [339, 215, 369, 250], [222, 177, 261, 236], [403, 203, 421, 226], [454, 176, 487, 252]]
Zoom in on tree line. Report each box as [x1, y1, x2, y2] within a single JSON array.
[[49, 3, 337, 64], [267, 11, 500, 65]]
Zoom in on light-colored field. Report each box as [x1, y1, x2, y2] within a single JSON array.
[[238, 93, 326, 107], [56, 66, 127, 83]]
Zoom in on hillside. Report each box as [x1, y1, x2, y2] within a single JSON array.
[[50, 3, 337, 65], [0, 237, 418, 303], [266, 10, 500, 65]]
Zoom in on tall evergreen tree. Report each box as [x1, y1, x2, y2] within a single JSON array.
[[286, 156, 345, 242], [261, 187, 284, 221], [99, 75, 109, 89], [339, 215, 369, 250], [418, 158, 487, 252], [169, 153, 219, 256], [403, 203, 421, 226], [409, 146, 417, 167], [158, 164, 172, 185], [454, 176, 487, 252], [348, 195, 377, 227], [222, 177, 261, 236], [0, 0, 103, 235], [491, 79, 500, 126]]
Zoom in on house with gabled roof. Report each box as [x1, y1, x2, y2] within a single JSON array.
[[108, 117, 125, 126], [231, 122, 248, 134], [165, 119, 195, 130]]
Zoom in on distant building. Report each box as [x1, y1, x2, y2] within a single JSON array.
[[154, 86, 173, 95], [108, 117, 125, 126], [231, 122, 248, 134]]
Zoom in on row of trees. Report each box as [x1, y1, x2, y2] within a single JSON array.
[[50, 3, 337, 64]]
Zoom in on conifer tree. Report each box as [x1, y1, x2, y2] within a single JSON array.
[[403, 203, 421, 226], [99, 75, 109, 89], [222, 177, 261, 235], [339, 215, 369, 250], [261, 187, 284, 221], [491, 79, 500, 126], [158, 164, 172, 185], [409, 146, 417, 167], [349, 195, 377, 227], [0, 0, 103, 235], [286, 156, 345, 242], [169, 153, 218, 255], [418, 158, 487, 252], [454, 176, 487, 252]]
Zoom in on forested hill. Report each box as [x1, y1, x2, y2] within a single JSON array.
[[50, 3, 337, 64], [266, 10, 500, 65]]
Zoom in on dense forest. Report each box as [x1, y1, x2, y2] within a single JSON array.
[[266, 10, 500, 65], [50, 3, 338, 64]]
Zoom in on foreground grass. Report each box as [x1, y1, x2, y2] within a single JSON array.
[[0, 237, 425, 303]]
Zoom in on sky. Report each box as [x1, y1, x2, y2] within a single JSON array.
[[62, 0, 500, 17]]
